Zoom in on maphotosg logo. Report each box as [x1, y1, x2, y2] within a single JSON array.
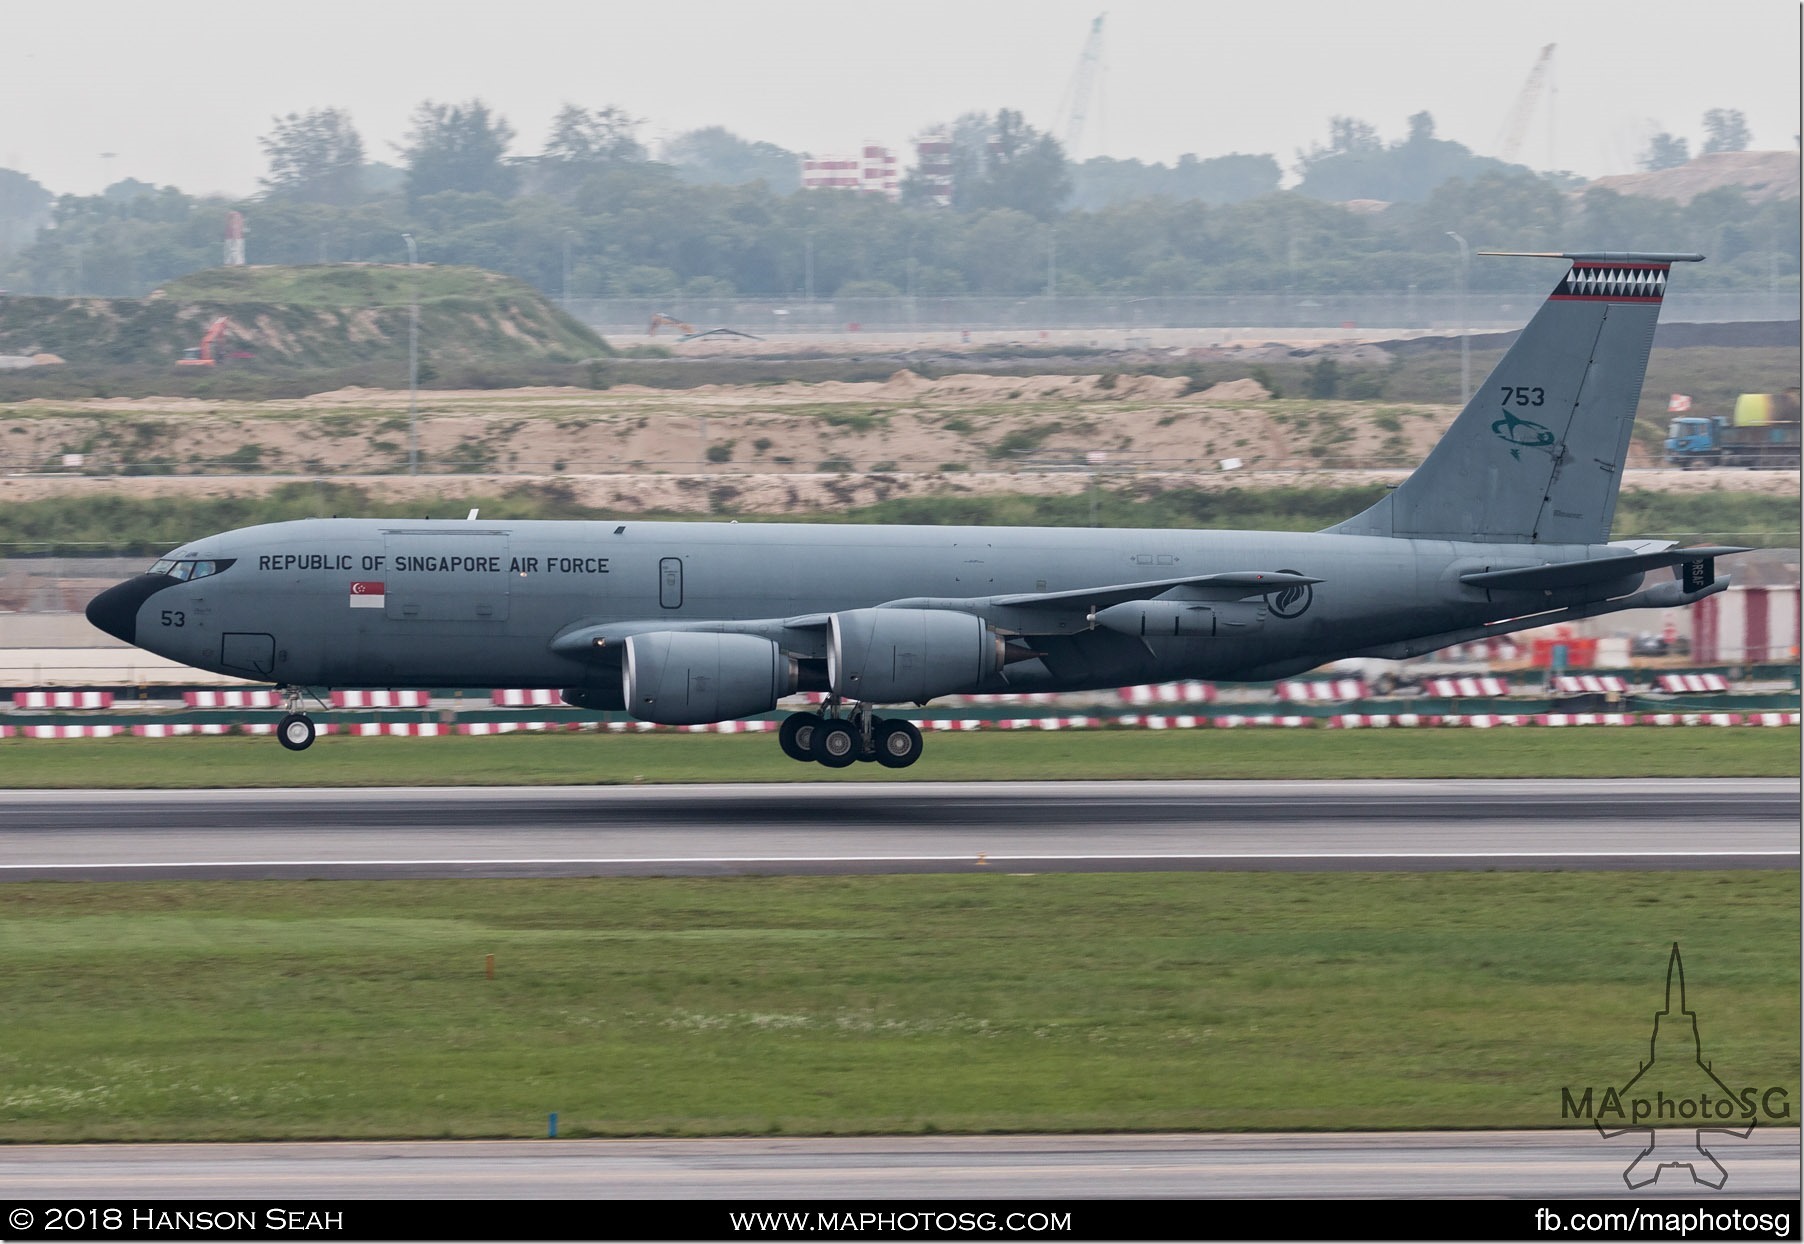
[[1559, 943, 1791, 1189]]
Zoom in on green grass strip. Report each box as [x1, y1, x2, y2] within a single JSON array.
[[0, 872, 1793, 1140], [0, 727, 1795, 787]]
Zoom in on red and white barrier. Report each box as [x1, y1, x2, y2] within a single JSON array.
[[330, 690, 430, 709], [1656, 673, 1730, 694], [490, 689, 564, 707], [1551, 675, 1627, 695], [1426, 677, 1511, 698], [183, 689, 283, 709], [1276, 679, 1366, 703], [13, 691, 113, 710], [21, 724, 122, 738], [343, 722, 449, 737], [1120, 682, 1218, 705], [7, 709, 1795, 742]]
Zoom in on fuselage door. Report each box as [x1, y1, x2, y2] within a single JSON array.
[[382, 530, 511, 621], [219, 632, 276, 678], [659, 557, 684, 609]]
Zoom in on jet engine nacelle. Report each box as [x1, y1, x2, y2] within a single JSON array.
[[622, 631, 798, 725], [828, 608, 1004, 704], [1092, 599, 1267, 638]]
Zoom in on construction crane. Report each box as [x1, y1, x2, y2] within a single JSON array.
[[1057, 13, 1106, 162], [176, 317, 231, 367], [1496, 43, 1556, 167]]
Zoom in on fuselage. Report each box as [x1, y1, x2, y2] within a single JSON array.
[[87, 516, 1637, 697]]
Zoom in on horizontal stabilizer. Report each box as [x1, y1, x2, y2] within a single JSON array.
[[1460, 546, 1749, 592]]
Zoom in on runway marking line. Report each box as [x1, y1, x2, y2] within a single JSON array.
[[2, 850, 1796, 871]]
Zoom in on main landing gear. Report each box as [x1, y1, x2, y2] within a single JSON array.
[[276, 686, 317, 752], [779, 701, 924, 769]]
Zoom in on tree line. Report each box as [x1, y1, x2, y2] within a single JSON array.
[[0, 102, 1792, 302]]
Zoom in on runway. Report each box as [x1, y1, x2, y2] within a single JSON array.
[[0, 779, 1794, 880], [4, 1131, 1798, 1199]]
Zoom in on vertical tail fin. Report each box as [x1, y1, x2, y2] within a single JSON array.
[[1329, 252, 1703, 544]]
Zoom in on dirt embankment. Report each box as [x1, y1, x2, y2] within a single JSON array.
[[0, 265, 606, 367], [0, 371, 1448, 480], [1, 373, 1793, 512]]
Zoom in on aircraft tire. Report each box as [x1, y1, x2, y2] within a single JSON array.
[[811, 719, 860, 768], [778, 712, 821, 762], [875, 719, 924, 769], [276, 713, 316, 752]]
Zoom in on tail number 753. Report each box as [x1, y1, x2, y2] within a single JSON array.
[[1501, 386, 1545, 406]]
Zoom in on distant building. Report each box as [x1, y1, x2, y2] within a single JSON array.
[[912, 131, 954, 207], [802, 142, 899, 201]]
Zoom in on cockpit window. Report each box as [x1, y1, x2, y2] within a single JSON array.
[[148, 558, 234, 581]]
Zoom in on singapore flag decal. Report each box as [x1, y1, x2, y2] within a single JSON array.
[[349, 581, 386, 608]]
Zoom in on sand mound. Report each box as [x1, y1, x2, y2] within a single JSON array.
[[1195, 378, 1272, 401]]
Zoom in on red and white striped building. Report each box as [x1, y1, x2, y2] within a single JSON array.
[[802, 143, 899, 200], [1690, 585, 1801, 665]]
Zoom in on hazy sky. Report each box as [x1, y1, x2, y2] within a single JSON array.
[[8, 0, 1800, 198]]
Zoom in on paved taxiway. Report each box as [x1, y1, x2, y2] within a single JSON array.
[[5, 1131, 1799, 1198], [0, 779, 1794, 880]]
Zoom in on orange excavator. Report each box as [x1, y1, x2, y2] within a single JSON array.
[[647, 312, 694, 336], [177, 316, 233, 366]]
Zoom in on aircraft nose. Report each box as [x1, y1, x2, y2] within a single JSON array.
[[85, 576, 166, 645]]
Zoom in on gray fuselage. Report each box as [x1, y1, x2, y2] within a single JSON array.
[[104, 517, 1632, 697]]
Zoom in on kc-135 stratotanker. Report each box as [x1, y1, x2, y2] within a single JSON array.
[[88, 252, 1744, 767]]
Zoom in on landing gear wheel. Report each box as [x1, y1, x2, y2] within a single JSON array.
[[276, 713, 316, 752], [875, 719, 924, 769], [779, 712, 821, 763], [811, 719, 860, 768]]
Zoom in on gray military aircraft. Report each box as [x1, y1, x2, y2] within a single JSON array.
[[88, 251, 1742, 768]]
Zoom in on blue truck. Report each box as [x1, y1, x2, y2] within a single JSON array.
[[1664, 389, 1800, 469]]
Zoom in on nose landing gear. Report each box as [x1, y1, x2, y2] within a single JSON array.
[[275, 686, 319, 752], [778, 700, 924, 769]]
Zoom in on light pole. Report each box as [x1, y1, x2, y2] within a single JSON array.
[[1446, 230, 1470, 406], [403, 233, 419, 476]]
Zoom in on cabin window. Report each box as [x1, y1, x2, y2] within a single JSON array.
[[149, 558, 234, 581]]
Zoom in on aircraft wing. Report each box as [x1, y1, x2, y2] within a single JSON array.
[[985, 570, 1320, 609], [876, 570, 1322, 635], [549, 571, 1323, 654]]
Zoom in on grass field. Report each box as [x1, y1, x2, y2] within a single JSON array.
[[0, 726, 1796, 787], [0, 872, 1793, 1141]]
